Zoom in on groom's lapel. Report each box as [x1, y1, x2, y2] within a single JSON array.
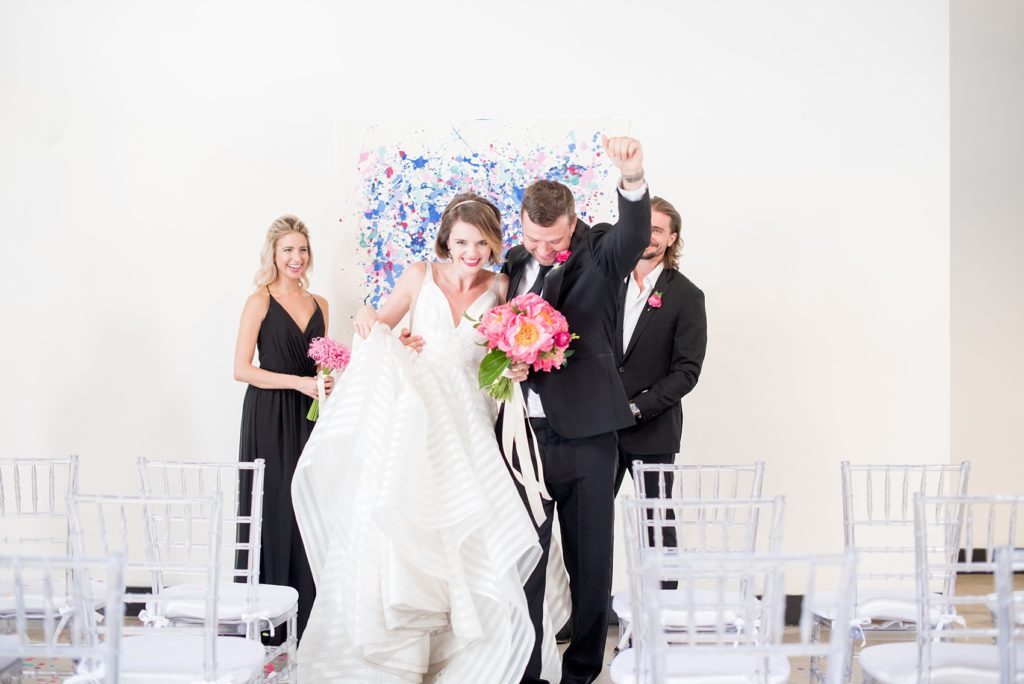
[[506, 249, 531, 297], [544, 222, 589, 307]]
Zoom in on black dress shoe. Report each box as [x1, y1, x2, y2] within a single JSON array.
[[555, 621, 572, 644]]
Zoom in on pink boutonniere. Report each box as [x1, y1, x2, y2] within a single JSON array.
[[555, 249, 571, 265], [647, 291, 663, 309]]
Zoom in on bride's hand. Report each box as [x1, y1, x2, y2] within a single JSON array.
[[506, 361, 530, 383], [399, 328, 425, 353], [354, 305, 380, 338]]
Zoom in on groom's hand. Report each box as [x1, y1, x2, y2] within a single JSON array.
[[506, 361, 530, 383], [399, 328, 425, 353], [600, 134, 644, 191]]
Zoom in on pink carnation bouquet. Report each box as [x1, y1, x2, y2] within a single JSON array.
[[472, 292, 579, 401], [306, 336, 352, 421]]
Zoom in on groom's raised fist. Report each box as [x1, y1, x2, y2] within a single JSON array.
[[600, 134, 644, 190]]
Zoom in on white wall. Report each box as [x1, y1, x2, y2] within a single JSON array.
[[950, 0, 1024, 496], [1, 1, 950, 571]]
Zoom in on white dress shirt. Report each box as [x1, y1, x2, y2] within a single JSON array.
[[516, 183, 648, 417], [622, 262, 664, 352]]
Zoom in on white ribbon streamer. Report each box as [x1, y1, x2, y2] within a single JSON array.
[[241, 610, 275, 637], [317, 370, 326, 407], [65, 663, 105, 684], [500, 383, 552, 526], [137, 609, 171, 629]]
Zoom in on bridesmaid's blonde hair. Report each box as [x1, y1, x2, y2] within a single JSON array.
[[253, 215, 313, 289]]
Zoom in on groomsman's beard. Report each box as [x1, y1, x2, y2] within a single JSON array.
[[641, 246, 663, 262]]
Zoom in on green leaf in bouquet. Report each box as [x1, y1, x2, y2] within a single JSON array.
[[478, 349, 511, 389]]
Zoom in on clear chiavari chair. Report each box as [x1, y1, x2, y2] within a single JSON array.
[[860, 494, 1024, 683], [619, 550, 856, 684], [611, 495, 785, 665], [136, 458, 296, 680], [808, 461, 971, 682], [68, 493, 265, 683], [613, 463, 767, 648], [0, 456, 95, 636], [0, 552, 123, 682]]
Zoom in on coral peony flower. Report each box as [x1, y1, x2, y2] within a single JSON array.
[[467, 296, 579, 401]]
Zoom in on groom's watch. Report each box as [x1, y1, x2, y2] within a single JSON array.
[[629, 402, 641, 420]]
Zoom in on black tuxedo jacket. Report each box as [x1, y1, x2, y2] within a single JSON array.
[[615, 267, 707, 454], [502, 191, 651, 439]]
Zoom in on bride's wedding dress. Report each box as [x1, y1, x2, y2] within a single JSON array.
[[293, 264, 568, 682]]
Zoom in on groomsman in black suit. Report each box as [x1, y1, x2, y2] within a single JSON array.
[[614, 196, 707, 500], [502, 135, 651, 684]]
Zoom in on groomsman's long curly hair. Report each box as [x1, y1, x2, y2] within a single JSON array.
[[652, 196, 683, 270]]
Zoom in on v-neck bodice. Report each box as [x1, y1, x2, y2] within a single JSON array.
[[256, 293, 324, 375], [411, 263, 500, 369]]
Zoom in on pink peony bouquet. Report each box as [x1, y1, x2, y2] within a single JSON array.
[[306, 336, 351, 421], [471, 293, 579, 402]]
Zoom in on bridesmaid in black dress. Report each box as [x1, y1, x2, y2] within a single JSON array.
[[233, 214, 333, 641]]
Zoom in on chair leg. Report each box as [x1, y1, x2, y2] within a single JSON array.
[[809, 619, 823, 683], [282, 608, 297, 683]]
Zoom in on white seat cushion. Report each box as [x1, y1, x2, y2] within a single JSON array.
[[984, 591, 1024, 625], [120, 634, 264, 683], [613, 589, 752, 628], [610, 646, 790, 684], [810, 588, 942, 625], [860, 641, 1024, 684], [155, 582, 298, 622], [0, 578, 106, 615]]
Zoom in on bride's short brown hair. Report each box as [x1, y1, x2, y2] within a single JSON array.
[[435, 193, 504, 264]]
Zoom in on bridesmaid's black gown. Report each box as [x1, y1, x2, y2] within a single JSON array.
[[238, 292, 323, 641]]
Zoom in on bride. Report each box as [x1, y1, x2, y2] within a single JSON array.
[[292, 193, 568, 683]]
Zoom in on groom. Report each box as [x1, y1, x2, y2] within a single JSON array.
[[503, 135, 650, 684]]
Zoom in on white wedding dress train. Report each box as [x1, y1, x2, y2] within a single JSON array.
[[293, 265, 568, 683]]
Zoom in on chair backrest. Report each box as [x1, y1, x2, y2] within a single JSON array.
[[621, 495, 785, 556], [995, 546, 1024, 683], [841, 461, 970, 591], [631, 461, 765, 501], [0, 552, 123, 682], [636, 551, 856, 684], [0, 456, 80, 552], [620, 495, 786, 663], [914, 494, 1024, 682], [136, 458, 265, 589], [68, 493, 222, 682]]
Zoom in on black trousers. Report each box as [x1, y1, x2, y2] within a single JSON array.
[[614, 447, 678, 549], [503, 415, 618, 684]]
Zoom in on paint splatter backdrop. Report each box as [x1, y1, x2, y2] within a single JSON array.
[[352, 121, 622, 307]]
